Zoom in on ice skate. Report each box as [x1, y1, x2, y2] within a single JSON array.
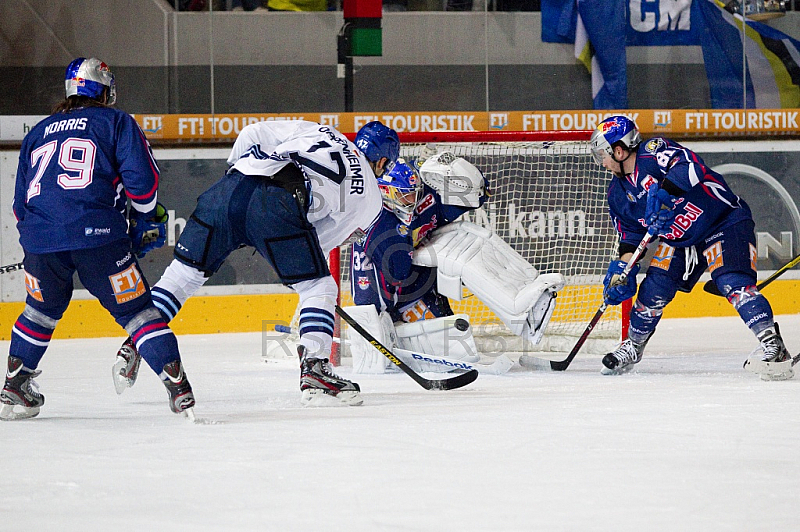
[[601, 338, 647, 375], [161, 360, 196, 416], [0, 356, 45, 421], [112, 336, 141, 394], [299, 346, 362, 407], [744, 324, 794, 381]]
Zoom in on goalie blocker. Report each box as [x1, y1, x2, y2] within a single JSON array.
[[412, 220, 565, 345]]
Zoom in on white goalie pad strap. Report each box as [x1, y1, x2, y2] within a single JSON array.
[[412, 221, 566, 343], [344, 305, 398, 374], [395, 314, 480, 364]]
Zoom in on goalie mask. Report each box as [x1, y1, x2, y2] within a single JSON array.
[[377, 160, 422, 224], [419, 152, 485, 208], [65, 57, 117, 105], [590, 115, 641, 167]]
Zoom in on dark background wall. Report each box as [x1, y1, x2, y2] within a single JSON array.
[[3, 0, 777, 115]]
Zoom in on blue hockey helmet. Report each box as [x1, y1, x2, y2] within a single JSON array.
[[355, 121, 400, 165], [65, 57, 116, 105], [590, 115, 641, 165], [377, 160, 422, 223]]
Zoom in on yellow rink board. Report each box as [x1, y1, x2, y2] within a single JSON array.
[[0, 280, 798, 341]]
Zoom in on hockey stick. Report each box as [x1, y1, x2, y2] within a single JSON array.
[[335, 305, 479, 390], [702, 251, 800, 297], [0, 262, 23, 274], [549, 229, 657, 372]]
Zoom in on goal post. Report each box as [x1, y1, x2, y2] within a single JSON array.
[[334, 129, 626, 360]]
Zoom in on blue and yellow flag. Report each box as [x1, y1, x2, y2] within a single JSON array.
[[697, 0, 800, 108]]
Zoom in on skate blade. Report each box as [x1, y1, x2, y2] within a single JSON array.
[[179, 407, 220, 425], [744, 358, 795, 381], [112, 357, 134, 395], [601, 364, 635, 376], [0, 403, 40, 421], [301, 389, 363, 407]]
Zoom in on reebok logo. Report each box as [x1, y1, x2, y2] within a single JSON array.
[[411, 353, 474, 370]]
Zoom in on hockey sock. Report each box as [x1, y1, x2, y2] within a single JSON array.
[[151, 260, 208, 322], [293, 276, 338, 359], [727, 285, 774, 336], [124, 308, 181, 372], [151, 286, 182, 323], [9, 306, 58, 370], [628, 274, 676, 344], [298, 306, 334, 359]]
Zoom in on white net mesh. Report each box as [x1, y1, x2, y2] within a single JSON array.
[[268, 134, 624, 361]]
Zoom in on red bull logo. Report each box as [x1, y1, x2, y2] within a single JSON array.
[[357, 276, 371, 290], [602, 120, 619, 133], [415, 193, 434, 214], [412, 215, 438, 246]]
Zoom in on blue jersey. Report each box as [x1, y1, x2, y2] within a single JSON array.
[[14, 106, 159, 253], [351, 183, 476, 314], [608, 137, 751, 249]]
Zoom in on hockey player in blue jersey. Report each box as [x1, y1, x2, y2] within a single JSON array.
[[1, 57, 195, 420], [592, 115, 793, 380], [113, 120, 397, 406], [346, 152, 564, 374]]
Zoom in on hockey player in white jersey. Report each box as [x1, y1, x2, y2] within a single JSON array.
[[113, 120, 398, 406]]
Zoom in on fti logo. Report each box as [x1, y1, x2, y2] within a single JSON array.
[[490, 113, 508, 130], [654, 111, 672, 130], [25, 272, 44, 302], [142, 116, 163, 136], [109, 264, 146, 304], [320, 114, 340, 128]]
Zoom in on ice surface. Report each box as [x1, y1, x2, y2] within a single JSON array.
[[1, 315, 799, 531]]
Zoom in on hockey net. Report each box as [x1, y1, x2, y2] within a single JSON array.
[[268, 131, 627, 361]]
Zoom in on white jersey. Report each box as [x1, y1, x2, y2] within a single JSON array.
[[228, 121, 382, 254]]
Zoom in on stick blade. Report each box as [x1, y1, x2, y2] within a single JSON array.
[[425, 369, 479, 390], [702, 279, 723, 297], [549, 358, 572, 372]]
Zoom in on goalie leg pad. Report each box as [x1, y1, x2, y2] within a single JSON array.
[[395, 314, 480, 363], [344, 305, 398, 374], [412, 221, 565, 344]]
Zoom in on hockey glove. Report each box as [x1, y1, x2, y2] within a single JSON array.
[[129, 202, 168, 258], [603, 260, 640, 306], [644, 185, 679, 236]]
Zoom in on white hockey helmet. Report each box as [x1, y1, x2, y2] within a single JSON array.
[[65, 57, 116, 105], [590, 115, 642, 166], [419, 152, 485, 208]]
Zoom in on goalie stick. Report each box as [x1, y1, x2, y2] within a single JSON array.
[[702, 251, 800, 297], [335, 305, 479, 390], [547, 228, 657, 372]]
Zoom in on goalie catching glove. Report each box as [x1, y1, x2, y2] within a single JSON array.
[[129, 202, 168, 258], [412, 221, 565, 345], [419, 152, 488, 207]]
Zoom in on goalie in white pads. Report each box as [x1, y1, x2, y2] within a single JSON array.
[[347, 152, 564, 374]]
